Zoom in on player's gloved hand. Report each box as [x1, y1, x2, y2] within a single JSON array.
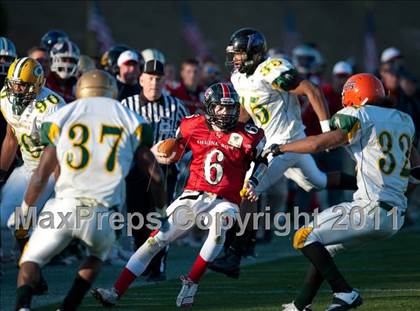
[[261, 144, 284, 159], [240, 180, 259, 202], [7, 201, 32, 239], [150, 141, 176, 165]]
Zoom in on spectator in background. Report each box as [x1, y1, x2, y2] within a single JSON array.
[[381, 47, 404, 73], [379, 61, 411, 110], [400, 71, 420, 136], [164, 63, 180, 92], [116, 50, 141, 101], [27, 46, 50, 76], [201, 60, 221, 88], [167, 58, 205, 114], [46, 39, 80, 103]]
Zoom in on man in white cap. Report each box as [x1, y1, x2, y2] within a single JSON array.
[[116, 50, 141, 101], [380, 47, 404, 72], [381, 47, 401, 63]]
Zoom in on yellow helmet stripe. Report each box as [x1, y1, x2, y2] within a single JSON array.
[[13, 57, 30, 80]]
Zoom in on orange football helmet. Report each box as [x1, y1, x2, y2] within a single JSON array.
[[342, 73, 385, 107]]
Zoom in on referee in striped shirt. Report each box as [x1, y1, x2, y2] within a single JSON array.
[[121, 59, 189, 281], [122, 61, 188, 143]]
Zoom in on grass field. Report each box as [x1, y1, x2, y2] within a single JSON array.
[[35, 229, 420, 311]]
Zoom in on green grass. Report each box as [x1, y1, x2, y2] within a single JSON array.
[[37, 230, 420, 311]]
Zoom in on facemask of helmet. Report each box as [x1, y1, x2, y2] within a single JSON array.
[[204, 83, 240, 131], [50, 40, 80, 79]]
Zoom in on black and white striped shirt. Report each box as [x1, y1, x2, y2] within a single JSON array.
[[121, 93, 189, 144]]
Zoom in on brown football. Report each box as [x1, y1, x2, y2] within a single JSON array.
[[157, 138, 183, 161]]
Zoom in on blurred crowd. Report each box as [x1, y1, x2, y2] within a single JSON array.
[[1, 29, 419, 274]]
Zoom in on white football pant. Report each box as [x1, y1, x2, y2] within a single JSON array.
[[125, 190, 238, 276], [0, 165, 55, 229], [294, 199, 404, 256], [19, 197, 116, 266], [256, 152, 327, 194]]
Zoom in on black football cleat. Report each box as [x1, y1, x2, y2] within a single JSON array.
[[207, 249, 241, 279], [325, 289, 363, 311]]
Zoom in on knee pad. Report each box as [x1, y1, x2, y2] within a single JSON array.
[[293, 227, 314, 250]]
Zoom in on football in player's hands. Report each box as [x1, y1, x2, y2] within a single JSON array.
[[156, 138, 184, 162]]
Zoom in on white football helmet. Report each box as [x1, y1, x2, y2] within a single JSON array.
[[0, 37, 17, 76], [50, 39, 80, 79], [292, 44, 324, 75]]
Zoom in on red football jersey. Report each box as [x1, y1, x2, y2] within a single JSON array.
[[179, 115, 265, 205], [46, 72, 77, 103]]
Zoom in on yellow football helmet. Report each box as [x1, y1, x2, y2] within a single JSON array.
[[6, 57, 45, 115]]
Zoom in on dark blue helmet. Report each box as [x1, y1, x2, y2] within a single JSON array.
[[40, 30, 69, 52]]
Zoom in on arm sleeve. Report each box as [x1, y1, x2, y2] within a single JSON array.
[[329, 108, 361, 145], [40, 122, 60, 147]]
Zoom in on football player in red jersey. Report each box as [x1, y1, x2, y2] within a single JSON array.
[[92, 82, 266, 308]]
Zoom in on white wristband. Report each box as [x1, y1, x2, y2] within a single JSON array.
[[320, 120, 331, 133]]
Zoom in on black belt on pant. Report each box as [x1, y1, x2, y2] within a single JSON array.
[[179, 191, 224, 201], [378, 201, 406, 216]]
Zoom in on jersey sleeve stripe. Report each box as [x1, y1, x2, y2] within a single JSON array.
[[40, 122, 60, 146], [347, 121, 361, 141]]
